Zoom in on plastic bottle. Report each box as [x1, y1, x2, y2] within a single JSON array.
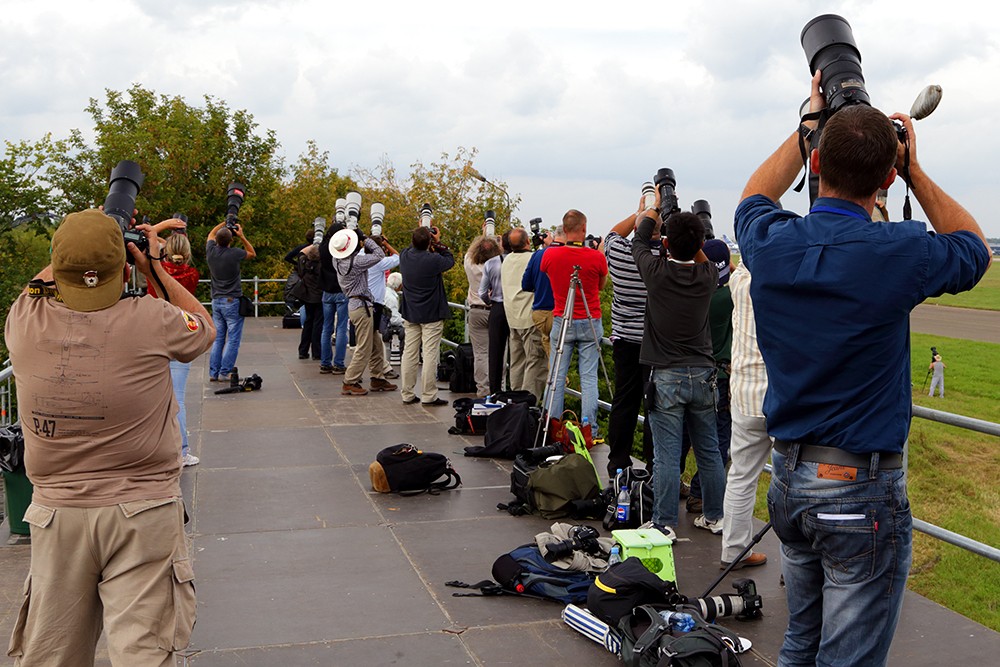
[[608, 545, 622, 566], [659, 610, 695, 633], [615, 470, 630, 524]]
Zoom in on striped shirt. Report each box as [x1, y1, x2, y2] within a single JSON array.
[[729, 262, 768, 418], [604, 231, 653, 344]]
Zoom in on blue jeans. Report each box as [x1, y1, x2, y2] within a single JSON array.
[[544, 317, 602, 436], [209, 298, 244, 378], [321, 291, 349, 368], [648, 367, 724, 526], [169, 359, 192, 456], [768, 448, 912, 667]]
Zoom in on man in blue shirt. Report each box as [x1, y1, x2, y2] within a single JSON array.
[[736, 71, 991, 667]]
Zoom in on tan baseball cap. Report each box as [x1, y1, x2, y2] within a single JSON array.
[[51, 209, 126, 312]]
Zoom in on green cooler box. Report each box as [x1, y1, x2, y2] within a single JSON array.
[[612, 528, 676, 581]]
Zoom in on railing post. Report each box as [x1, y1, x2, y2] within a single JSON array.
[[254, 276, 259, 318]]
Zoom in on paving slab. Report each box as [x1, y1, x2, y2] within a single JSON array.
[[197, 426, 344, 469], [190, 526, 450, 651]]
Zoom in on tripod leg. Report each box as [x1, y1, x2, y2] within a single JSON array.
[[699, 521, 773, 598], [535, 286, 577, 449]]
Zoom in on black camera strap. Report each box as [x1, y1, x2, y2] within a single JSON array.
[[792, 109, 829, 194], [27, 280, 64, 302]]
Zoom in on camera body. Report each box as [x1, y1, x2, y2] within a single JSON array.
[[225, 182, 245, 232], [584, 234, 602, 250], [543, 525, 603, 562], [103, 160, 146, 263], [528, 217, 547, 248], [682, 578, 763, 622]]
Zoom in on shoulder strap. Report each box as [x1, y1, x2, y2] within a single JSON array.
[[631, 605, 672, 658], [397, 468, 462, 497]]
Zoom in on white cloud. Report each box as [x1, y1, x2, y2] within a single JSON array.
[[1, 0, 998, 236]]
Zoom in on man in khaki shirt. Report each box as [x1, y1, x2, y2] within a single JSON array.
[[5, 210, 215, 666]]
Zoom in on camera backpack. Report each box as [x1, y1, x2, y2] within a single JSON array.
[[449, 342, 477, 393], [617, 605, 743, 667], [464, 402, 540, 458], [448, 397, 495, 436], [437, 350, 457, 383], [445, 543, 594, 605], [499, 453, 603, 519], [587, 557, 683, 627], [369, 444, 462, 495], [603, 467, 656, 531]]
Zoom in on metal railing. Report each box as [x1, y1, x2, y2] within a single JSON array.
[[1, 361, 13, 427], [442, 303, 1000, 563]]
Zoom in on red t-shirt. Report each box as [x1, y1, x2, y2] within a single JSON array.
[[540, 244, 607, 319], [147, 261, 201, 298]]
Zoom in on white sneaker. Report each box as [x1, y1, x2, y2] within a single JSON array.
[[638, 521, 677, 543], [182, 454, 200, 467], [694, 515, 723, 534]]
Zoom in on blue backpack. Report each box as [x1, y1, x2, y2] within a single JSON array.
[[447, 544, 594, 604]]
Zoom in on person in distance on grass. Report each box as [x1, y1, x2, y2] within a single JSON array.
[[736, 70, 991, 666]]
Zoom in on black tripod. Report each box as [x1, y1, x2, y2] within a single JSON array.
[[700, 520, 772, 598], [534, 265, 613, 449]]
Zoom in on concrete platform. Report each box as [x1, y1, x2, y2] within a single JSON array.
[[3, 317, 1000, 666]]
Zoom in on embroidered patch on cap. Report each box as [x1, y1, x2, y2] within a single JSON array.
[[183, 312, 200, 332], [83, 271, 99, 288]]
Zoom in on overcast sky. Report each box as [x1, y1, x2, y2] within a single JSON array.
[[2, 0, 998, 238]]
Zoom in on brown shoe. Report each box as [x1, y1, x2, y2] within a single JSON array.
[[685, 495, 703, 513], [720, 552, 767, 570], [342, 382, 369, 396], [370, 378, 397, 392]]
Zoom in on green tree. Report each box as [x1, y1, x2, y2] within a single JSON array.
[[45, 84, 287, 283], [0, 135, 69, 226]]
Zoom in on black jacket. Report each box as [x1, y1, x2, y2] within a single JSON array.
[[399, 243, 455, 323]]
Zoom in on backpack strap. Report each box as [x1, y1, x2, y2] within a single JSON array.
[[398, 468, 462, 496], [445, 580, 507, 597], [630, 605, 672, 658]]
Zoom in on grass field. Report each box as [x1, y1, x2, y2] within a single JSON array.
[[739, 331, 1000, 631], [923, 261, 999, 311]]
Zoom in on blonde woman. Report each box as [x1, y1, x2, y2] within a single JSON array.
[[149, 222, 202, 466]]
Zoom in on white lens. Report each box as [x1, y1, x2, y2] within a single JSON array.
[[370, 202, 385, 224]]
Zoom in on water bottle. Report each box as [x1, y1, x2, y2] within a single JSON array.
[[608, 545, 622, 566], [616, 472, 630, 524], [659, 610, 695, 633]]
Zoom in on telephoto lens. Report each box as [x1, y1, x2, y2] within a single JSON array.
[[800, 14, 869, 111], [370, 203, 385, 237], [345, 192, 362, 230], [419, 203, 433, 228], [104, 160, 146, 263], [654, 168, 680, 218], [484, 210, 496, 238], [172, 213, 189, 235], [103, 160, 145, 231], [225, 182, 245, 231], [691, 200, 714, 239], [313, 217, 326, 245], [641, 182, 656, 210], [335, 198, 347, 224]]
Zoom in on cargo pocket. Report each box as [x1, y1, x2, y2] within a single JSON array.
[[158, 558, 197, 651], [7, 574, 31, 658]]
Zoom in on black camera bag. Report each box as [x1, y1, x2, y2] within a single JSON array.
[[449, 342, 477, 393], [465, 402, 539, 458], [369, 444, 461, 495], [449, 398, 491, 436], [618, 605, 743, 667], [587, 557, 683, 627], [603, 467, 655, 531]]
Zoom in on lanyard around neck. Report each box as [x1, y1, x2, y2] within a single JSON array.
[[809, 204, 870, 222]]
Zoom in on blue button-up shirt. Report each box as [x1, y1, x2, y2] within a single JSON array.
[[735, 195, 990, 454]]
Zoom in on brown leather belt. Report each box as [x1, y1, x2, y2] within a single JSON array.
[[469, 304, 491, 310], [773, 439, 903, 470]]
